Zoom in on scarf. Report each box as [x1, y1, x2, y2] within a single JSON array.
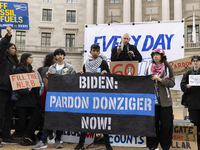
[[85, 54, 107, 73], [148, 62, 170, 98]]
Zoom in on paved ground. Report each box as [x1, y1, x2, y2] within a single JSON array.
[[0, 107, 185, 150]]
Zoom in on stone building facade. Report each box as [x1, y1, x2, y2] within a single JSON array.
[[1, 0, 200, 107]]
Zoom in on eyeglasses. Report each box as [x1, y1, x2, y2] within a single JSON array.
[[29, 57, 33, 59], [192, 60, 199, 63]]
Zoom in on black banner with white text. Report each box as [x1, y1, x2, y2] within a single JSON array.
[[44, 73, 155, 136]]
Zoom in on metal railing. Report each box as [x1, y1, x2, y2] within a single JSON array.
[[185, 42, 200, 49], [16, 45, 83, 53]]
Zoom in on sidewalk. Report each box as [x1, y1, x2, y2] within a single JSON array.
[[1, 107, 185, 150]]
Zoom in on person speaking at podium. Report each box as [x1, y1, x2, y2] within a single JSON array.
[[111, 33, 142, 62]]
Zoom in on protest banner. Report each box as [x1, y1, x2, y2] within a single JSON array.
[[189, 75, 200, 86], [109, 135, 146, 147], [84, 21, 184, 76], [0, 1, 29, 30], [9, 73, 40, 91], [44, 73, 155, 136], [61, 131, 94, 144], [110, 61, 138, 76], [169, 57, 193, 76]]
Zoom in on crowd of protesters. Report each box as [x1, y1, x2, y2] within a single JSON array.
[[0, 26, 199, 150]]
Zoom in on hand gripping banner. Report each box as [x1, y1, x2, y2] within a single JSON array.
[[44, 73, 155, 136]]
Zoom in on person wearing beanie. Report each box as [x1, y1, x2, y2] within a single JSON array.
[[146, 48, 175, 150]]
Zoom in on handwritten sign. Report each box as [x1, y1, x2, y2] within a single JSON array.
[[189, 75, 200, 86], [110, 61, 138, 76], [9, 73, 40, 91], [0, 1, 29, 30], [169, 57, 193, 76]]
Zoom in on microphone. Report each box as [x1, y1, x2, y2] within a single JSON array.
[[127, 42, 130, 51]]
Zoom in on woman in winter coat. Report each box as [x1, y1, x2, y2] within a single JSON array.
[[181, 55, 200, 149], [0, 26, 19, 145], [146, 48, 175, 150], [14, 52, 42, 146]]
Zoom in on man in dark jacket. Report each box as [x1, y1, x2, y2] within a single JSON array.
[[181, 55, 200, 149], [111, 33, 142, 62], [74, 44, 112, 150]]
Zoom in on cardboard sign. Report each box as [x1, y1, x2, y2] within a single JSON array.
[[0, 1, 29, 30], [189, 75, 200, 86], [61, 131, 94, 144], [109, 135, 146, 147], [172, 134, 196, 142], [170, 140, 198, 150], [173, 125, 197, 135], [110, 61, 138, 76], [9, 73, 41, 91], [169, 57, 193, 76]]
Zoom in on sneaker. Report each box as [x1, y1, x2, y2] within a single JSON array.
[[55, 139, 63, 149], [74, 142, 84, 150], [2, 138, 18, 144], [31, 141, 47, 150], [0, 141, 2, 147], [105, 144, 113, 150], [20, 137, 36, 146]]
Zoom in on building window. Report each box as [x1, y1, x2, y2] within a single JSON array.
[[187, 25, 199, 42], [66, 34, 75, 47], [42, 9, 52, 21], [110, 0, 119, 3], [15, 31, 26, 45], [41, 33, 51, 46], [43, 0, 52, 1], [67, 0, 76, 3], [66, 10, 76, 22]]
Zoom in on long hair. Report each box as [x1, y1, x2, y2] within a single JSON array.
[[7, 43, 19, 67], [43, 52, 54, 67], [152, 54, 173, 78], [20, 52, 32, 73]]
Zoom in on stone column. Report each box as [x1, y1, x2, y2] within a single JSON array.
[[162, 0, 170, 21], [123, 0, 131, 23], [174, 0, 182, 20], [97, 0, 104, 24], [134, 0, 142, 22], [86, 0, 94, 24]]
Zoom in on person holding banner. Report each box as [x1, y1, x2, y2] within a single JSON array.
[[111, 33, 142, 62], [14, 52, 43, 146], [146, 49, 175, 150], [181, 55, 200, 149], [74, 44, 112, 150], [0, 26, 19, 146], [32, 48, 76, 150]]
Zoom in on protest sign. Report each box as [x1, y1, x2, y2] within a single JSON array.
[[44, 73, 155, 136], [110, 61, 138, 76], [189, 75, 200, 86], [169, 57, 193, 76], [61, 131, 94, 144], [84, 21, 184, 76], [169, 125, 198, 150], [9, 73, 40, 91], [0, 1, 29, 30], [109, 135, 146, 147]]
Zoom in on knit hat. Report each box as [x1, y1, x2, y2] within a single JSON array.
[[151, 48, 167, 60]]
